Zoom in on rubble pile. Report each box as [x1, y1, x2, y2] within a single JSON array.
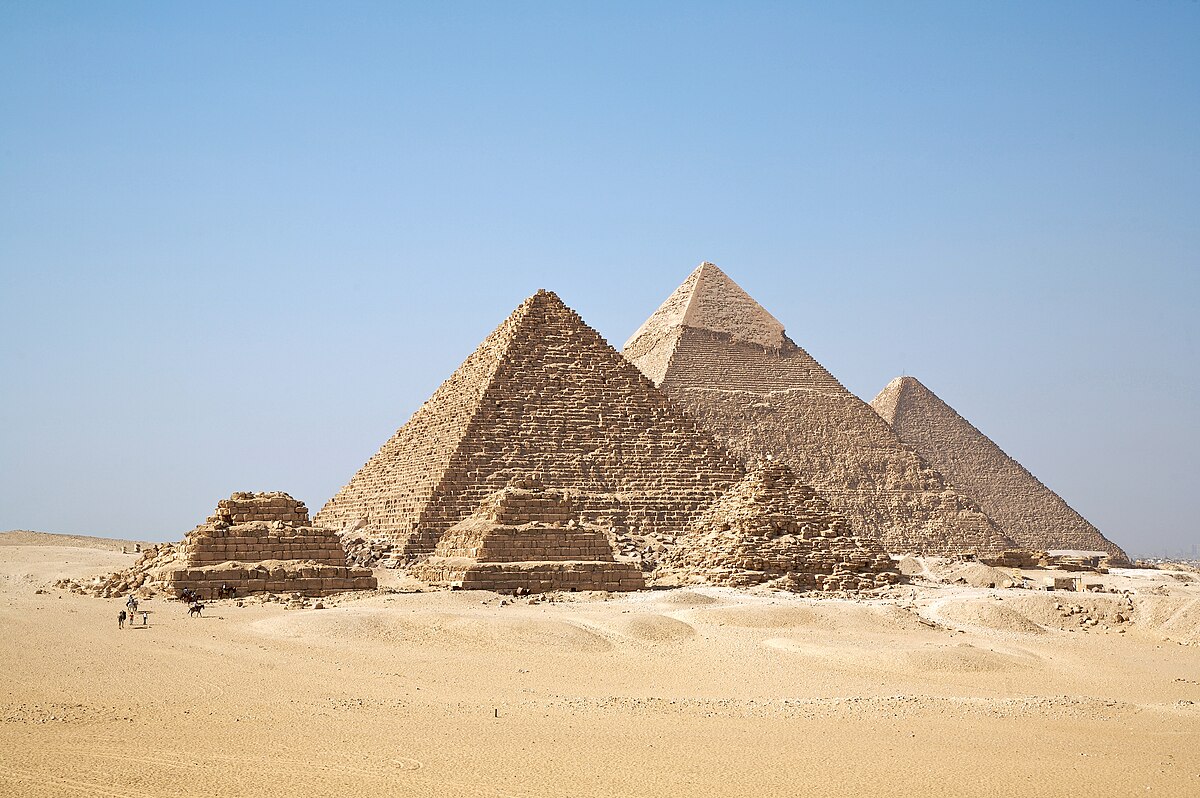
[[660, 463, 900, 592], [55, 542, 181, 598]]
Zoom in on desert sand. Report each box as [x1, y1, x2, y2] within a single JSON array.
[[2, 534, 1198, 797]]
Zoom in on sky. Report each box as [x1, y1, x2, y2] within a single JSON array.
[[1, 2, 1197, 557]]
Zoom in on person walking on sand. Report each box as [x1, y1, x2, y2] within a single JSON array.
[[118, 609, 126, 629], [141, 610, 148, 626]]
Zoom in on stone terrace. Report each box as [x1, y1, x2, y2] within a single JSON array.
[[411, 479, 645, 593], [167, 492, 376, 599]]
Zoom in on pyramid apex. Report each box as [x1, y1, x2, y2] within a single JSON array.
[[528, 288, 561, 302], [871, 375, 937, 426], [516, 289, 574, 316], [884, 375, 925, 393], [694, 260, 726, 277], [623, 263, 787, 352]]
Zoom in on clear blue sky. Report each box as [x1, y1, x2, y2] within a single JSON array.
[[2, 2, 1197, 556]]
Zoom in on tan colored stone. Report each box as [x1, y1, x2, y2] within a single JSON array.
[[411, 483, 645, 593], [623, 262, 1015, 557], [316, 290, 745, 558], [870, 376, 1128, 563]]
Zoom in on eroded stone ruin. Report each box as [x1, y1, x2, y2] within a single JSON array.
[[871, 376, 1129, 564], [411, 478, 645, 593], [316, 289, 746, 560], [623, 262, 1016, 558], [660, 463, 900, 591], [166, 492, 376, 598], [56, 541, 181, 598]]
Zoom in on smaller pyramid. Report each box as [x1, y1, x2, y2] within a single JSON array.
[[659, 464, 900, 592], [871, 377, 1128, 564], [411, 477, 645, 593], [167, 492, 377, 599]]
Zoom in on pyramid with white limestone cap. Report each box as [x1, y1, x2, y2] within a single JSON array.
[[871, 376, 1128, 563], [316, 289, 746, 559], [625, 262, 844, 393], [623, 262, 1016, 557]]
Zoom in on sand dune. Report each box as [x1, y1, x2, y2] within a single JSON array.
[[933, 598, 1049, 635], [256, 607, 614, 653], [690, 599, 928, 634], [2, 541, 1199, 797]]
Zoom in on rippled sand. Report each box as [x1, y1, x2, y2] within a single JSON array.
[[2, 536, 1198, 797]]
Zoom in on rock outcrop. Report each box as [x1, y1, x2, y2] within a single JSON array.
[[660, 464, 899, 591], [871, 376, 1129, 563], [623, 262, 1015, 557]]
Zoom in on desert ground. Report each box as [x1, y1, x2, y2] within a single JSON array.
[[2, 533, 1198, 797]]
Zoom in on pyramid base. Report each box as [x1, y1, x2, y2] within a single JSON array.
[[412, 558, 645, 593], [166, 561, 377, 599], [671, 566, 899, 592]]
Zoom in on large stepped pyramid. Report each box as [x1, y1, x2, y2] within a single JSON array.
[[316, 289, 746, 557], [623, 262, 1015, 557], [871, 376, 1129, 563]]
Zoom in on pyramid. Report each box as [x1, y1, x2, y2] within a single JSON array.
[[623, 262, 1016, 557], [316, 290, 746, 557], [410, 478, 645, 593], [167, 492, 376, 599], [871, 376, 1129, 563], [659, 463, 899, 591]]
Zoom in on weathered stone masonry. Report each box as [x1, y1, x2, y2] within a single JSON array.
[[411, 479, 645, 593], [316, 290, 747, 558], [660, 463, 899, 592], [623, 262, 1016, 558], [871, 376, 1128, 563], [167, 492, 376, 598]]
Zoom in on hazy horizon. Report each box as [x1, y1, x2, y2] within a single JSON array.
[[2, 3, 1197, 558]]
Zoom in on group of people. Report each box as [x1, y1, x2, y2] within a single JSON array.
[[117, 586, 221, 628], [117, 594, 148, 629], [178, 587, 205, 616]]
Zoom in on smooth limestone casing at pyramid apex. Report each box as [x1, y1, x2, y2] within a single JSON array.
[[621, 262, 1122, 559]]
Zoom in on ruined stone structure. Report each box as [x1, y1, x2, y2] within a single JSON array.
[[316, 290, 746, 558], [167, 492, 376, 598], [623, 262, 1015, 557], [871, 376, 1129, 564], [660, 464, 899, 591], [411, 478, 645, 593], [207, 492, 313, 526]]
